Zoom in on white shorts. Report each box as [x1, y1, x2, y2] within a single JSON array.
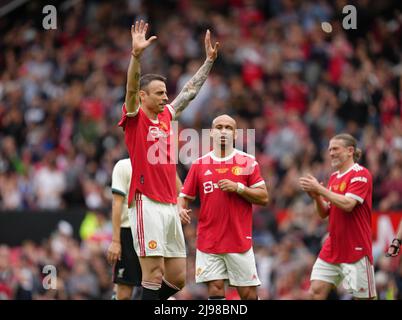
[[310, 256, 376, 299], [195, 248, 261, 287], [127, 192, 186, 258]]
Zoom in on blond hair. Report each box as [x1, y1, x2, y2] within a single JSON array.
[[332, 133, 362, 162]]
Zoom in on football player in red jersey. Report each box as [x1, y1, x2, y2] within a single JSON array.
[[300, 133, 376, 300], [179, 115, 268, 300], [119, 20, 219, 300]]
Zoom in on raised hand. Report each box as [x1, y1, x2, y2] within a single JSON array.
[[131, 20, 157, 58], [205, 29, 219, 61]]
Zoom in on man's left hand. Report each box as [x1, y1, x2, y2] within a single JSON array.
[[205, 29, 219, 61], [299, 174, 322, 194]]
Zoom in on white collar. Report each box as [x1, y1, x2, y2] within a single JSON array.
[[336, 163, 357, 178], [210, 149, 237, 162]]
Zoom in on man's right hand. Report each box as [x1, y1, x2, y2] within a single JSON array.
[[107, 241, 122, 265], [386, 239, 401, 257], [179, 207, 192, 225], [131, 20, 157, 58]]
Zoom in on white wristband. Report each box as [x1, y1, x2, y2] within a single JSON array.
[[236, 182, 245, 194]]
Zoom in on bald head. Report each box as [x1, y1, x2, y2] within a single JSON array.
[[210, 114, 237, 152], [211, 114, 237, 129]]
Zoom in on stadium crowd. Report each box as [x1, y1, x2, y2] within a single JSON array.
[[0, 0, 401, 299]]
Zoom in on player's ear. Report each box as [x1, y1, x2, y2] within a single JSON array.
[[233, 128, 238, 141], [139, 89, 146, 101]]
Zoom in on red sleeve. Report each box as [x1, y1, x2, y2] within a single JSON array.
[[118, 103, 139, 130], [180, 163, 199, 199], [118, 103, 139, 157], [247, 160, 265, 188], [345, 169, 371, 204], [118, 104, 127, 128]]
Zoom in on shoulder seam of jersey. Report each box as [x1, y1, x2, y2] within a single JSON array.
[[235, 149, 256, 159]]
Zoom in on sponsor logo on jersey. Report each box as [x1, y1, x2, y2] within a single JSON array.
[[118, 268, 125, 278], [339, 181, 347, 192], [215, 168, 229, 174], [203, 181, 214, 193], [231, 166, 242, 175], [203, 181, 220, 193], [148, 240, 157, 250], [148, 126, 169, 139], [204, 170, 212, 176], [351, 176, 367, 183]]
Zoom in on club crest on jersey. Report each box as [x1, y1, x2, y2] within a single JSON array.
[[215, 168, 229, 174], [339, 181, 347, 192], [196, 267, 203, 276], [148, 240, 157, 250], [231, 166, 242, 175]]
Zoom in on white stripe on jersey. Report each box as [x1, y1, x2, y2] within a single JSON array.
[[345, 192, 364, 204], [166, 104, 175, 118], [179, 192, 196, 200]]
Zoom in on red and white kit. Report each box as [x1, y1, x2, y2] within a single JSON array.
[[119, 104, 185, 258], [311, 163, 376, 299], [180, 149, 265, 285]]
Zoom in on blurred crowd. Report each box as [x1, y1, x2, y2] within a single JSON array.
[[0, 0, 402, 299]]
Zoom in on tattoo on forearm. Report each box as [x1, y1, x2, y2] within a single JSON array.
[[172, 60, 213, 117], [125, 57, 141, 111]]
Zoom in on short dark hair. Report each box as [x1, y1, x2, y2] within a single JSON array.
[[140, 74, 166, 91], [332, 133, 362, 162]]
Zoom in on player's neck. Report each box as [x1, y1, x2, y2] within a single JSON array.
[[338, 160, 355, 174], [213, 146, 235, 158], [142, 106, 158, 121]]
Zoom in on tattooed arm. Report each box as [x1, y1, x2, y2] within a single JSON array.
[[171, 30, 219, 120], [125, 20, 157, 114]]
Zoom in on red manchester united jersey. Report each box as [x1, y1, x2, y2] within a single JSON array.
[[118, 104, 177, 206], [319, 163, 374, 264], [180, 149, 265, 254]]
